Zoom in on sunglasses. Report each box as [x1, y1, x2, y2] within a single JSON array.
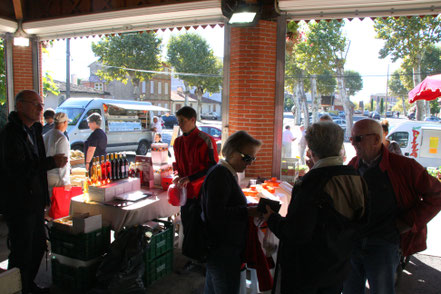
[[239, 151, 256, 163], [350, 133, 376, 143]]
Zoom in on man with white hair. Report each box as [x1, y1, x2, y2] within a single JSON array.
[[43, 112, 71, 196], [343, 119, 441, 294]]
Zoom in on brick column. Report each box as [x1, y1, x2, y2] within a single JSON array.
[[229, 20, 277, 178], [12, 44, 34, 96]]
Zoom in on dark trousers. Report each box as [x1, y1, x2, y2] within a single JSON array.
[[204, 247, 242, 294], [6, 210, 47, 294]]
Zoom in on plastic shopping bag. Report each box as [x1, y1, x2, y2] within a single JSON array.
[[48, 186, 83, 219]]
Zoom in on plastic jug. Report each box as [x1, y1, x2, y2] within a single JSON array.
[[167, 184, 187, 206]]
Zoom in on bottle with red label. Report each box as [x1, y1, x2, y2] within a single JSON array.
[[100, 155, 107, 183]]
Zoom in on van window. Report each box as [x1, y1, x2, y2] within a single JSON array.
[[57, 107, 84, 126], [79, 109, 101, 130], [389, 132, 409, 148]]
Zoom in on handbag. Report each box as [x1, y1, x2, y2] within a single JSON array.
[[48, 186, 83, 219]]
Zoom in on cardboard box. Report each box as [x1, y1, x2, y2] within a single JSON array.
[[153, 163, 172, 185], [136, 155, 155, 187], [88, 182, 117, 202], [52, 214, 102, 234], [151, 143, 169, 165]]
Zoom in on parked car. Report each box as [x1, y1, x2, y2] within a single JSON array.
[[408, 112, 416, 120], [338, 111, 345, 118], [200, 126, 222, 141], [333, 118, 347, 131], [363, 110, 370, 116], [354, 110, 362, 114], [201, 112, 220, 120], [161, 115, 178, 129], [425, 116, 441, 122], [386, 111, 394, 118], [370, 111, 381, 120], [200, 126, 222, 154]]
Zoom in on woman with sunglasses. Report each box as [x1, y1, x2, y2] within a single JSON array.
[[201, 130, 262, 294]]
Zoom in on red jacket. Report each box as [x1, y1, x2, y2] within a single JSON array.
[[349, 146, 441, 256], [173, 127, 219, 199]]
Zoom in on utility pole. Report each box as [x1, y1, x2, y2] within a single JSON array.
[[66, 38, 71, 99], [385, 64, 390, 117]]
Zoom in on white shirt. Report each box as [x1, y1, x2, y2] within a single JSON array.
[[153, 120, 162, 133], [282, 129, 295, 143], [43, 129, 71, 185]]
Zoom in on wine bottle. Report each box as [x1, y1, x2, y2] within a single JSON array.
[[100, 155, 107, 183], [114, 153, 120, 180], [110, 153, 116, 180], [117, 153, 123, 179], [106, 154, 112, 183], [123, 153, 129, 178], [96, 156, 102, 186]]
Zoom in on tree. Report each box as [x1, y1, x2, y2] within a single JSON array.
[[167, 33, 222, 119], [92, 32, 162, 100], [344, 70, 363, 97], [42, 72, 60, 97], [316, 70, 337, 96], [389, 69, 409, 116], [374, 16, 441, 120], [300, 20, 352, 137]]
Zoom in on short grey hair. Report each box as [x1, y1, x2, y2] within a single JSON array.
[[87, 113, 102, 125], [15, 90, 39, 109], [305, 121, 343, 159], [222, 131, 262, 160]]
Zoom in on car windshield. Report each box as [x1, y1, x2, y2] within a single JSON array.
[[56, 107, 84, 126]]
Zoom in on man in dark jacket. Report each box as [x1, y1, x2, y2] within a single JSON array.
[[343, 119, 441, 294], [0, 90, 67, 294], [263, 122, 368, 294]]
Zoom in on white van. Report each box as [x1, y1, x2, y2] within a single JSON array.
[[56, 98, 168, 154], [387, 121, 441, 167]]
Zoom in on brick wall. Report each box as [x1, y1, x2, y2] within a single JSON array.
[[229, 20, 277, 177], [12, 44, 34, 96]]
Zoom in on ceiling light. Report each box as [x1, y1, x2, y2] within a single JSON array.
[[229, 12, 257, 24]]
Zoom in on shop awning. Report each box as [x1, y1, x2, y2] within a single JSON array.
[[105, 102, 170, 112]]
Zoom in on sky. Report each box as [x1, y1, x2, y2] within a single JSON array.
[[43, 19, 401, 103]]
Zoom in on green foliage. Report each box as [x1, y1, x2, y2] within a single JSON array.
[[344, 70, 363, 96], [380, 98, 384, 114], [401, 45, 441, 90], [316, 70, 337, 95], [166, 33, 222, 96], [284, 93, 294, 111], [391, 98, 411, 113], [370, 99, 374, 111], [389, 69, 408, 97], [296, 20, 347, 74], [430, 100, 440, 115], [42, 72, 60, 97], [92, 32, 162, 87], [374, 16, 441, 65]]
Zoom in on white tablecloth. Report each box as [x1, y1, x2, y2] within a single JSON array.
[[70, 188, 180, 232]]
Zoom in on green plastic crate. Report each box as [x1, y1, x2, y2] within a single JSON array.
[[144, 250, 173, 286], [144, 220, 173, 261], [50, 226, 110, 261], [51, 255, 100, 291]]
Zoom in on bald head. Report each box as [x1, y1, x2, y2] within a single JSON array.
[[351, 119, 383, 163]]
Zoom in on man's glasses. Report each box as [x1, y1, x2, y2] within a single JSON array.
[[21, 100, 44, 108], [239, 152, 256, 163], [350, 133, 376, 143]]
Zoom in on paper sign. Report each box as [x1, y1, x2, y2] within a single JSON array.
[[429, 137, 439, 154]]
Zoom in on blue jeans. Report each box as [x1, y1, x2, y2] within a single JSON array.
[[204, 247, 242, 294], [343, 238, 400, 294]]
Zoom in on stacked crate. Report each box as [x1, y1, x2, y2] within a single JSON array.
[[50, 226, 110, 291], [143, 220, 174, 286]]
